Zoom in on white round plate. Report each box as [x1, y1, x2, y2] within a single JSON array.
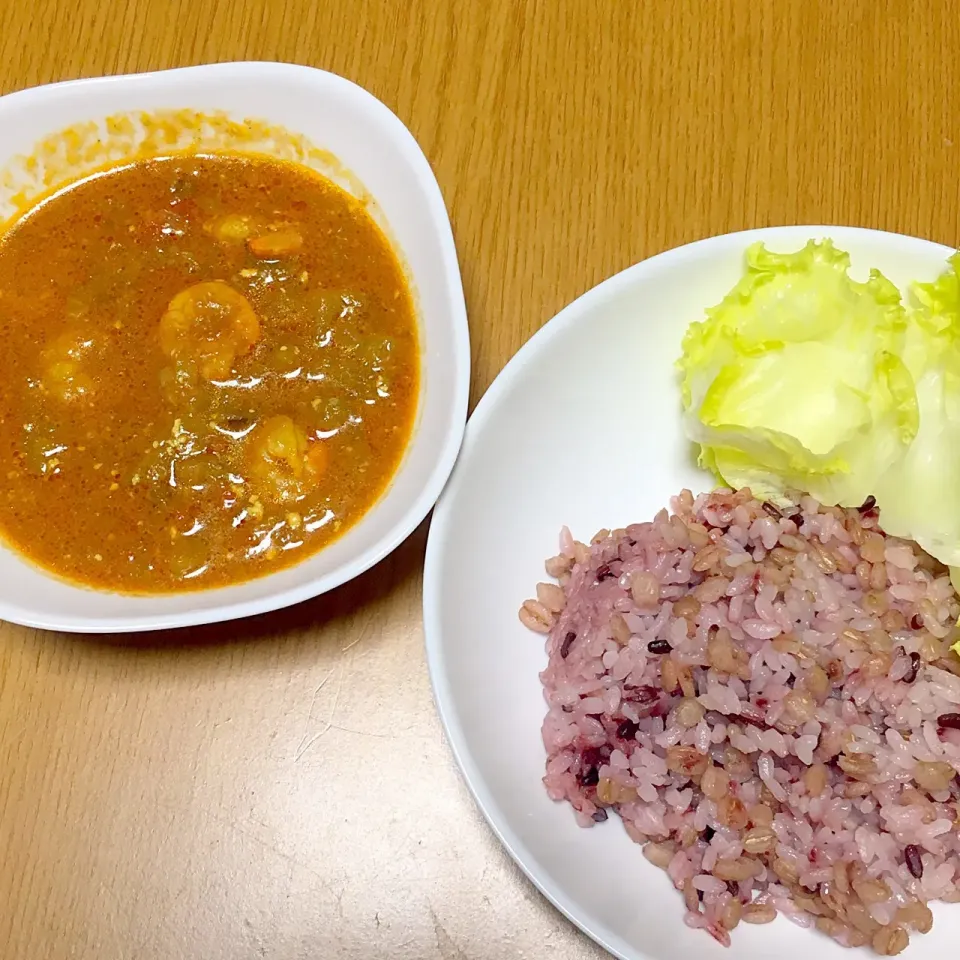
[[424, 226, 958, 960]]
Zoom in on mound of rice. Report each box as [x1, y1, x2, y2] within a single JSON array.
[[520, 488, 960, 955]]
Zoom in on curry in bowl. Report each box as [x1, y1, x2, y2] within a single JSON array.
[[0, 152, 419, 592]]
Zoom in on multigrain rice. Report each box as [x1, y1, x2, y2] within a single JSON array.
[[521, 488, 960, 954]]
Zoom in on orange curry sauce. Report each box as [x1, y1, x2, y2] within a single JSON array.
[[0, 154, 419, 592]]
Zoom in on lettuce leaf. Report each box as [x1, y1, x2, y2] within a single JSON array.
[[872, 255, 960, 566], [678, 240, 918, 507]]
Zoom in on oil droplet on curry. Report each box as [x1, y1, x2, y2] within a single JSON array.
[[0, 154, 419, 592]]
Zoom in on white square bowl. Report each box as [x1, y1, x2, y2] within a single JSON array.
[[0, 62, 469, 632]]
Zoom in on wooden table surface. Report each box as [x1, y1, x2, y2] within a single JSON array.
[[0, 3, 957, 959]]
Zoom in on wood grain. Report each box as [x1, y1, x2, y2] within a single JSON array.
[[0, 2, 957, 958]]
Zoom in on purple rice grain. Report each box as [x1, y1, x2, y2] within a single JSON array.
[[937, 713, 960, 730], [579, 766, 599, 787], [626, 685, 661, 704], [616, 719, 639, 740], [904, 652, 921, 684], [560, 631, 576, 658], [904, 844, 924, 879], [648, 639, 672, 655], [581, 746, 608, 767]]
